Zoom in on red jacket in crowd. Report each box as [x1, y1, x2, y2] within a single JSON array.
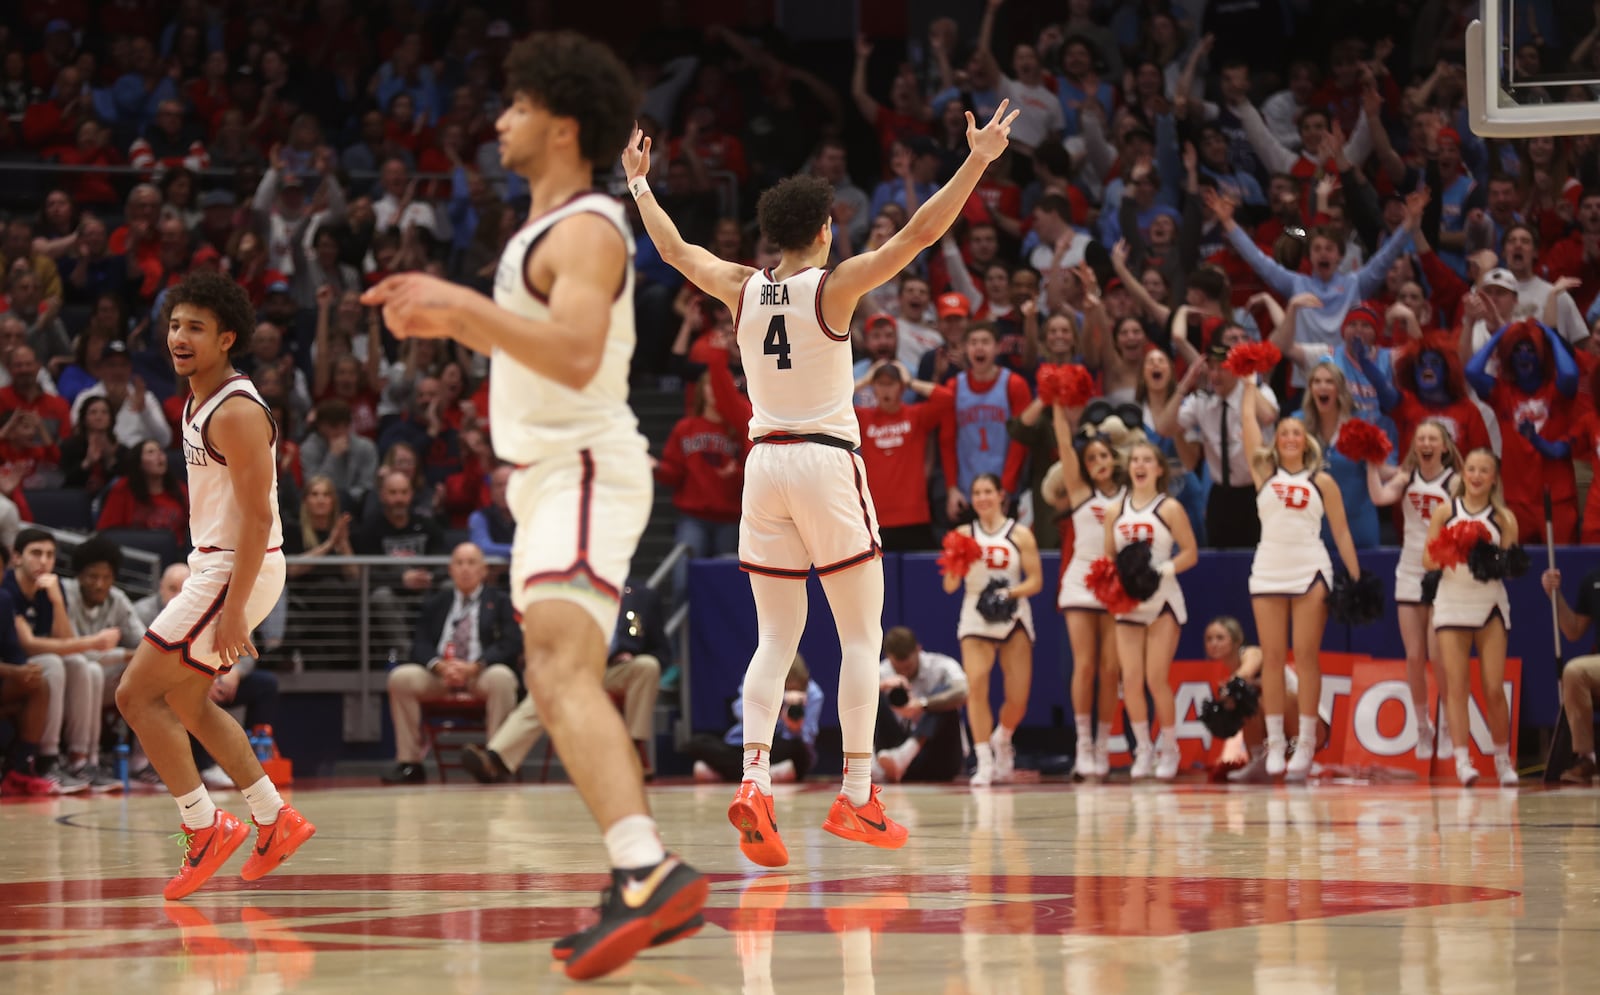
[[655, 415, 744, 523], [856, 392, 950, 529]]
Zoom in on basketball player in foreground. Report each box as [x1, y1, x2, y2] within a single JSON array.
[[115, 271, 313, 899], [623, 101, 1019, 864], [361, 33, 703, 981]]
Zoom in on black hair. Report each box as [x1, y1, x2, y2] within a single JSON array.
[[72, 535, 123, 574], [13, 527, 53, 555], [502, 31, 637, 167], [160, 270, 255, 357], [756, 175, 834, 252], [1187, 266, 1228, 303]]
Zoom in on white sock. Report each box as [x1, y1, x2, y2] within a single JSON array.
[[1454, 746, 1471, 766], [1097, 720, 1112, 745], [742, 747, 773, 795], [1075, 713, 1092, 748], [842, 756, 871, 807], [1298, 715, 1318, 747], [241, 775, 284, 826], [992, 724, 1013, 745], [603, 814, 665, 869], [176, 784, 218, 831], [1156, 728, 1176, 751], [1493, 742, 1509, 758], [1130, 721, 1152, 750], [1265, 715, 1286, 747]]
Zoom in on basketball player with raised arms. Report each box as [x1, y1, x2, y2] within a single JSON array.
[[362, 33, 704, 982], [115, 271, 314, 900], [622, 100, 1020, 865]]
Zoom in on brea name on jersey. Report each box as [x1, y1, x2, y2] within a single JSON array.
[[759, 283, 791, 306]]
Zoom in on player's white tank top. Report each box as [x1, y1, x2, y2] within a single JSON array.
[[181, 374, 283, 552], [1256, 466, 1325, 551], [491, 191, 641, 464], [1070, 486, 1124, 564], [1112, 493, 1175, 565], [736, 266, 859, 447], [963, 517, 1024, 597], [1402, 467, 1455, 561]]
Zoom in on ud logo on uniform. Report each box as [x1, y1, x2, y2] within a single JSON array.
[[1271, 482, 1311, 510]]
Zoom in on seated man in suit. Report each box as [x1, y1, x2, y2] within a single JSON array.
[[461, 578, 666, 782], [381, 542, 520, 784]]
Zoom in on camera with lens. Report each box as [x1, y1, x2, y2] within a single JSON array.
[[785, 702, 806, 720], [887, 687, 910, 708]]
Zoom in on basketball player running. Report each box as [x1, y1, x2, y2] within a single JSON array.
[[361, 34, 704, 981], [115, 271, 313, 900], [623, 102, 1020, 864]]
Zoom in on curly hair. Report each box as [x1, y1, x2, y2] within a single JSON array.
[[756, 175, 834, 252], [160, 270, 255, 357], [71, 534, 123, 575], [502, 32, 636, 167]]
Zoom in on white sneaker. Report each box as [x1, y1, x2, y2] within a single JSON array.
[[1456, 755, 1480, 786], [1494, 753, 1518, 787], [1284, 741, 1315, 782], [1092, 741, 1111, 776], [1228, 748, 1270, 784], [769, 759, 797, 783], [989, 730, 1015, 782], [199, 765, 234, 790], [970, 744, 995, 787], [1129, 747, 1155, 779], [1415, 719, 1435, 760], [1265, 740, 1287, 777], [1154, 744, 1180, 781], [1071, 741, 1097, 780], [692, 760, 718, 783]]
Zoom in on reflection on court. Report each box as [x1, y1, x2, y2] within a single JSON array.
[[1, 781, 1595, 993]]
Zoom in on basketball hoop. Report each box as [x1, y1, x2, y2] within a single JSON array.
[[1466, 4, 1600, 137]]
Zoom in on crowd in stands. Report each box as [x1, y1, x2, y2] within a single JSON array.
[[6, 2, 1600, 786]]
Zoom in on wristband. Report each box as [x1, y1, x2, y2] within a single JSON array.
[[628, 176, 650, 199]]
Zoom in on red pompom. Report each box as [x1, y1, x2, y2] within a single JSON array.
[[1223, 341, 1283, 378], [937, 531, 983, 580], [1037, 363, 1095, 407], [1427, 520, 1491, 569], [1334, 419, 1393, 464], [1087, 556, 1140, 615]]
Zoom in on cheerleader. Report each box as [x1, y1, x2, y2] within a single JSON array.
[[943, 474, 1044, 786], [1241, 377, 1363, 781], [1206, 616, 1332, 783], [1047, 401, 1126, 779], [1104, 441, 1198, 780], [1366, 419, 1463, 760], [1423, 448, 1518, 786]]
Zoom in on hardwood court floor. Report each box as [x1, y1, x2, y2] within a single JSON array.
[[3, 777, 1598, 993]]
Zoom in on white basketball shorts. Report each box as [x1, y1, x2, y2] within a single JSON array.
[[145, 547, 287, 676], [739, 436, 882, 579]]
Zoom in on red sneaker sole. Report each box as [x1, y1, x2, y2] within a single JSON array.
[[240, 820, 317, 882], [563, 876, 709, 981], [163, 821, 251, 900], [727, 798, 789, 868], [552, 914, 704, 962]]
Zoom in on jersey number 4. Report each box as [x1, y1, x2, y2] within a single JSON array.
[[763, 316, 792, 370]]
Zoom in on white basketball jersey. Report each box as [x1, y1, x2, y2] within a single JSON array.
[[736, 267, 859, 446], [490, 192, 642, 464], [963, 518, 1024, 597], [1257, 466, 1325, 551], [1112, 494, 1175, 565], [1070, 486, 1124, 563], [1402, 467, 1455, 559], [180, 374, 283, 552]]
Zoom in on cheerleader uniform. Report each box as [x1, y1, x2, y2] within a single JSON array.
[[1110, 494, 1187, 626], [1431, 498, 1511, 631], [1058, 486, 1126, 612], [1249, 466, 1334, 597], [957, 517, 1036, 642], [1395, 467, 1455, 604]]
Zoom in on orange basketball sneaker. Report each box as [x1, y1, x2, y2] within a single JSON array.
[[728, 782, 789, 867], [164, 810, 250, 900], [240, 804, 317, 881], [822, 785, 908, 849]]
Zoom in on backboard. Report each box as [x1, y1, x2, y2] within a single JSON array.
[[1467, 0, 1600, 137]]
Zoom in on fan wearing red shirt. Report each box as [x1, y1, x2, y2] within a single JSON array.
[[96, 439, 190, 546], [654, 374, 745, 592], [0, 346, 72, 477], [1466, 319, 1580, 543], [851, 36, 933, 165], [855, 361, 949, 551], [935, 322, 1032, 522], [667, 107, 749, 185], [1385, 335, 1492, 460], [1542, 190, 1600, 318]]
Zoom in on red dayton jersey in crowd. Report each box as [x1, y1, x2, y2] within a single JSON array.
[[654, 414, 744, 524], [855, 393, 950, 529]]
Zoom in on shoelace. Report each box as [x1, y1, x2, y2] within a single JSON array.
[[170, 828, 199, 866]]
